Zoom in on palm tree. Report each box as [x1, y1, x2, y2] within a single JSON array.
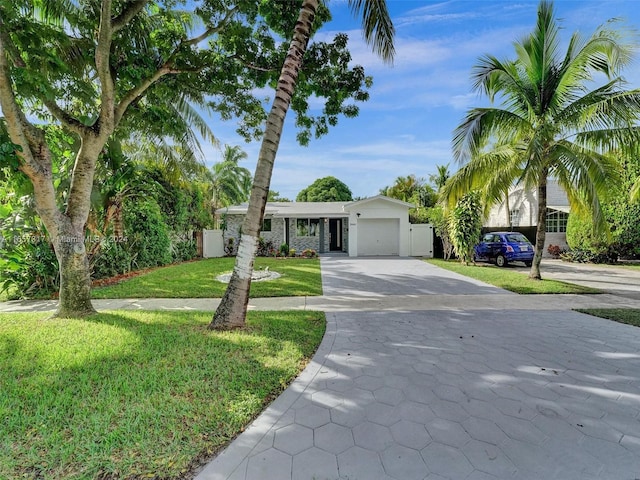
[[210, 145, 252, 228], [210, 0, 395, 329], [429, 164, 450, 192], [444, 0, 640, 280]]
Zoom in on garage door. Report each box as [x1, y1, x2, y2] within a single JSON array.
[[357, 218, 400, 256]]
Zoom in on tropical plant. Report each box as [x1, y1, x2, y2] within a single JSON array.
[[210, 0, 395, 329], [210, 145, 252, 227], [296, 176, 353, 202], [443, 0, 640, 279], [380, 174, 437, 223], [449, 191, 483, 265], [429, 164, 451, 191]]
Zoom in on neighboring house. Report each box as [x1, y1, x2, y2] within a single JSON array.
[[221, 195, 424, 257], [484, 179, 570, 254]]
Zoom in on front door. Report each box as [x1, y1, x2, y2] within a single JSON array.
[[329, 219, 342, 251]]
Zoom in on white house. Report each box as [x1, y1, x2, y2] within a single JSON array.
[[484, 179, 570, 253], [220, 195, 428, 257]]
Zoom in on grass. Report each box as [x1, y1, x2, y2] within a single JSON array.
[[92, 257, 322, 299], [575, 308, 640, 327], [427, 258, 600, 294], [0, 310, 325, 480]]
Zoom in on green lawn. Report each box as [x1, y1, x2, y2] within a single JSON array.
[[427, 259, 600, 294], [0, 310, 325, 479], [92, 257, 322, 299], [576, 308, 640, 327]]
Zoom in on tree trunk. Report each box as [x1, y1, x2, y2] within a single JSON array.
[[209, 0, 318, 330], [54, 222, 97, 317], [529, 172, 548, 280]]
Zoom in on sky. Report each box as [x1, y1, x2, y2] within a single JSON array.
[[199, 0, 640, 201]]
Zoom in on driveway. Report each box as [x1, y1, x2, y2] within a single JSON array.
[[196, 256, 640, 480]]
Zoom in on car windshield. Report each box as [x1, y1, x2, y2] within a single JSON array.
[[506, 233, 530, 243]]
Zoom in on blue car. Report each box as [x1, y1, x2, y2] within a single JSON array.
[[474, 231, 534, 267]]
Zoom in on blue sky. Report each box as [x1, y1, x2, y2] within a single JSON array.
[[200, 0, 640, 200]]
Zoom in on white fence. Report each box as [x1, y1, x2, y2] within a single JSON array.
[[410, 224, 434, 257], [202, 230, 224, 258]]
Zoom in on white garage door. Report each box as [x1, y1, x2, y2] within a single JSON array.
[[357, 219, 400, 256]]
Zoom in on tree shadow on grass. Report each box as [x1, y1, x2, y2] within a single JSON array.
[[0, 310, 324, 479]]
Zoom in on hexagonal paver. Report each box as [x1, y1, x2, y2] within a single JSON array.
[[421, 442, 474, 478], [373, 386, 405, 406], [273, 424, 313, 455], [246, 448, 292, 479], [426, 418, 472, 447], [353, 421, 394, 452], [398, 400, 436, 424], [338, 446, 387, 479], [462, 417, 508, 445], [365, 402, 401, 426], [292, 447, 338, 480], [310, 389, 343, 408], [314, 422, 354, 454], [354, 374, 385, 391], [390, 419, 432, 450], [430, 400, 471, 423], [341, 387, 376, 406], [463, 440, 517, 478], [294, 404, 331, 429], [330, 404, 367, 428], [381, 444, 428, 480]]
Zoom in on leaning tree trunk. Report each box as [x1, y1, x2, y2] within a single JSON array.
[[209, 0, 319, 330], [529, 171, 548, 280]]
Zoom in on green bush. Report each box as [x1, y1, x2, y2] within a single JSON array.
[[171, 238, 197, 262], [279, 243, 289, 256], [92, 242, 133, 279], [123, 199, 172, 269], [0, 238, 58, 299]]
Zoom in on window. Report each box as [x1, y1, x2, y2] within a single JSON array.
[[296, 218, 320, 237], [261, 218, 272, 232], [509, 209, 520, 227], [546, 209, 569, 233]]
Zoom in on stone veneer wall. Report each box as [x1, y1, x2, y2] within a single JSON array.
[[287, 218, 321, 252], [222, 215, 287, 254], [223, 214, 348, 254]]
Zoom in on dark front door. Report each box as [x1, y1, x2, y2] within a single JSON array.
[[329, 219, 342, 251]]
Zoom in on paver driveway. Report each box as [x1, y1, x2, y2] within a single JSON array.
[[196, 257, 640, 480]]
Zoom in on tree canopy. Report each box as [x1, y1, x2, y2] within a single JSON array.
[[296, 175, 353, 202], [0, 0, 379, 316]]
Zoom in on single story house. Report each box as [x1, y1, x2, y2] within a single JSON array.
[[484, 179, 570, 254], [221, 195, 419, 257]]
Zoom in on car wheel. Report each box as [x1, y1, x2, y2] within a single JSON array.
[[496, 254, 508, 267], [525, 261, 532, 267]]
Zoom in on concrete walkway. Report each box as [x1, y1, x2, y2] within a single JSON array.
[[2, 258, 640, 479], [193, 257, 640, 480]]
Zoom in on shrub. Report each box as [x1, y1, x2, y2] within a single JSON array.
[[301, 249, 317, 258], [257, 237, 275, 257], [171, 238, 197, 262], [123, 199, 172, 269], [279, 243, 289, 256], [92, 242, 133, 279], [288, 248, 296, 257], [547, 244, 562, 258], [0, 238, 59, 299]]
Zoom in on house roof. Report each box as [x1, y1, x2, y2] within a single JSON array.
[[345, 195, 414, 210], [222, 195, 413, 217], [223, 201, 349, 217]]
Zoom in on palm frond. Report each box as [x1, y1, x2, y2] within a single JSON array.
[[348, 0, 395, 63]]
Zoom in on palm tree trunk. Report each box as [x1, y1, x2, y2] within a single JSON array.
[[209, 0, 318, 330], [529, 171, 548, 280]]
